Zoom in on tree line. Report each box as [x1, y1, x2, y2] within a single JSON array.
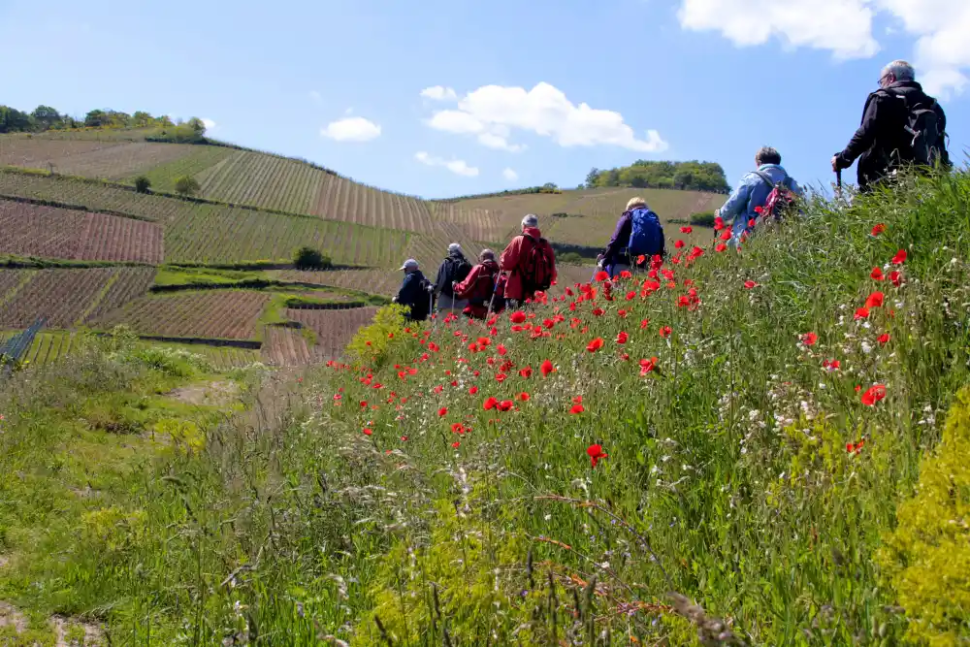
[[586, 161, 730, 193], [0, 104, 207, 141]]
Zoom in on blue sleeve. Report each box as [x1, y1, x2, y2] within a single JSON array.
[[787, 176, 804, 196], [397, 274, 416, 305], [719, 177, 752, 223]]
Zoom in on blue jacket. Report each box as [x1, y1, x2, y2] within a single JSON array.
[[719, 164, 801, 246], [396, 270, 431, 320]]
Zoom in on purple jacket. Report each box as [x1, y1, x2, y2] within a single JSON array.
[[601, 211, 633, 265]]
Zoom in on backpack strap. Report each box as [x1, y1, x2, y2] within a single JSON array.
[[753, 170, 776, 189]]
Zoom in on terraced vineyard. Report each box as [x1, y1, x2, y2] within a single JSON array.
[[125, 146, 234, 192], [261, 326, 312, 367], [0, 137, 124, 170], [0, 200, 163, 263], [96, 291, 271, 340], [313, 174, 434, 230], [286, 306, 381, 361], [196, 151, 326, 215], [274, 268, 402, 298]]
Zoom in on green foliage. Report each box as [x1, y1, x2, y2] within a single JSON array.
[[591, 160, 730, 193], [292, 246, 331, 270], [346, 303, 410, 365], [557, 251, 585, 265], [173, 175, 201, 197], [690, 211, 717, 227], [133, 175, 151, 193], [878, 386, 970, 646]]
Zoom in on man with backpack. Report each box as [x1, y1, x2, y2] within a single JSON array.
[[596, 197, 665, 276], [452, 249, 503, 319], [434, 243, 473, 313], [832, 60, 950, 192], [499, 214, 557, 308], [717, 147, 801, 248], [392, 258, 433, 322]]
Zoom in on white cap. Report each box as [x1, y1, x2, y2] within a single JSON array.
[[399, 258, 419, 271], [448, 243, 462, 253], [522, 214, 538, 228]]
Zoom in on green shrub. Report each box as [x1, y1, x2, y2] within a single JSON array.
[[133, 175, 151, 193], [174, 175, 200, 197], [689, 211, 716, 227], [292, 246, 332, 270], [346, 304, 409, 366], [558, 251, 585, 265], [878, 386, 970, 646]]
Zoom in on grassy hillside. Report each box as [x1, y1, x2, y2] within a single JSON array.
[[0, 170, 966, 644]]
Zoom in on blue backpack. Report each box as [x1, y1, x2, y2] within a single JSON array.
[[627, 208, 664, 257]]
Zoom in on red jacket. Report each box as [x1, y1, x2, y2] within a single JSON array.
[[454, 259, 500, 318], [499, 227, 557, 301]]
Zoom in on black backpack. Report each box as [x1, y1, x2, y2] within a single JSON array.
[[410, 277, 434, 321], [442, 256, 472, 294], [884, 89, 947, 167]]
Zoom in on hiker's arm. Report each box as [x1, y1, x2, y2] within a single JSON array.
[[500, 239, 520, 272], [837, 95, 880, 167], [548, 245, 558, 284], [397, 274, 416, 305], [434, 263, 447, 295], [602, 213, 631, 262], [718, 180, 751, 223], [453, 265, 479, 298]]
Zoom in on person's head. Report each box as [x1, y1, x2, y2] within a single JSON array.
[[448, 242, 462, 255], [399, 258, 419, 274], [521, 214, 538, 230], [626, 197, 646, 212], [479, 248, 495, 262], [879, 60, 915, 89], [755, 146, 782, 167]]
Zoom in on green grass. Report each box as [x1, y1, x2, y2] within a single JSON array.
[[125, 146, 234, 192], [1, 171, 969, 644]]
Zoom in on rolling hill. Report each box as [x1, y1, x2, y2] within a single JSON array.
[[0, 126, 724, 367]]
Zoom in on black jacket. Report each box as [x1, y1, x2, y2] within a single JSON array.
[[396, 270, 431, 321], [435, 252, 471, 297], [836, 81, 948, 190]]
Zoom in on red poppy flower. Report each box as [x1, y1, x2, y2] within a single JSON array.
[[870, 267, 885, 281], [714, 216, 725, 231], [519, 366, 533, 378], [801, 332, 818, 346], [496, 373, 508, 383], [861, 384, 887, 406], [823, 359, 841, 371], [871, 223, 886, 236], [510, 311, 527, 324], [360, 401, 368, 408], [877, 333, 890, 345], [595, 271, 610, 282], [659, 326, 672, 338], [363, 428, 373, 436], [889, 270, 902, 287], [619, 270, 632, 279], [675, 239, 685, 249], [891, 249, 907, 265], [573, 395, 583, 404], [438, 407, 448, 417], [591, 308, 604, 317], [483, 396, 498, 410], [846, 439, 865, 454], [865, 291, 885, 308], [639, 357, 658, 375], [640, 319, 650, 329], [469, 386, 479, 395], [586, 337, 605, 352], [715, 244, 728, 253], [452, 441, 461, 448], [680, 226, 693, 234], [451, 422, 465, 434], [744, 280, 758, 289], [748, 218, 757, 228], [518, 392, 530, 401], [496, 344, 507, 356], [625, 290, 636, 301], [854, 307, 870, 320], [570, 404, 585, 414], [498, 400, 515, 412], [616, 331, 629, 344], [541, 359, 555, 377], [587, 444, 608, 468]]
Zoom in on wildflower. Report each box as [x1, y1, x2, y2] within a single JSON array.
[[855, 307, 870, 320], [496, 373, 508, 383], [592, 308, 605, 317], [483, 397, 498, 410], [877, 333, 890, 345], [519, 366, 533, 378], [680, 226, 693, 234], [587, 337, 605, 352], [573, 395, 583, 404], [659, 326, 672, 338], [363, 428, 373, 436], [639, 357, 658, 375], [823, 359, 841, 371], [891, 249, 907, 265], [846, 439, 865, 454], [871, 223, 886, 236], [498, 400, 515, 412], [619, 270, 632, 279], [674, 239, 685, 249], [587, 444, 608, 468], [889, 270, 902, 287], [519, 392, 530, 401], [801, 332, 818, 346], [497, 344, 508, 356], [861, 384, 887, 407], [469, 386, 479, 395], [715, 243, 728, 253], [452, 441, 461, 449], [616, 331, 629, 344], [719, 231, 732, 241], [451, 422, 465, 434], [714, 216, 725, 231], [865, 291, 885, 308], [595, 271, 610, 282], [438, 407, 448, 417], [510, 311, 527, 324], [744, 280, 758, 289], [870, 267, 885, 281], [571, 404, 585, 414], [640, 319, 650, 329], [541, 360, 555, 377]]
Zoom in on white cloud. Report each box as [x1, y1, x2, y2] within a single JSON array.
[[676, 0, 970, 96], [309, 90, 323, 105], [415, 151, 480, 177], [420, 86, 458, 101], [320, 117, 382, 142], [502, 168, 519, 181], [424, 82, 668, 153], [201, 118, 217, 131]]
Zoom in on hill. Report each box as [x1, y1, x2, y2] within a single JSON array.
[[0, 170, 967, 643]]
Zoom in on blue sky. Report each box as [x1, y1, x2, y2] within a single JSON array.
[[1, 0, 967, 199]]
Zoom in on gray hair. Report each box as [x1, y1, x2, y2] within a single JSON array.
[[521, 214, 538, 228], [882, 60, 915, 82], [755, 146, 782, 166], [448, 242, 462, 253], [480, 248, 495, 260]]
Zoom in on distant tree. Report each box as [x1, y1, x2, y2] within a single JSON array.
[[293, 247, 331, 270], [134, 176, 152, 194], [588, 161, 729, 193], [585, 168, 600, 189], [174, 175, 200, 197], [605, 169, 621, 187], [186, 117, 206, 136], [542, 182, 558, 190], [132, 111, 154, 127], [84, 109, 108, 128], [0, 106, 31, 133], [31, 105, 61, 129]]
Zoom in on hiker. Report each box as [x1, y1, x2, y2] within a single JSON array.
[[832, 60, 950, 192], [499, 214, 557, 308], [434, 243, 473, 313], [596, 197, 665, 277], [452, 249, 503, 319], [392, 258, 432, 321], [716, 147, 802, 247]]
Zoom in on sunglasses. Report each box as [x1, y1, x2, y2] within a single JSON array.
[[878, 73, 893, 86]]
